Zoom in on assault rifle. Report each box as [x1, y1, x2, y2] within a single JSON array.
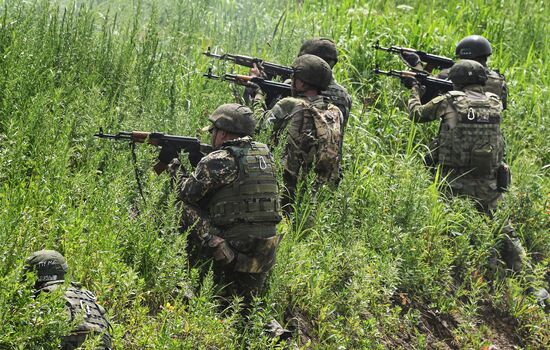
[[94, 129, 212, 175], [203, 47, 293, 80], [374, 40, 455, 71], [374, 67, 454, 104], [203, 68, 291, 105]]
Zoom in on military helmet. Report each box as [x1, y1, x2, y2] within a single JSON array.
[[298, 38, 338, 67], [292, 54, 332, 90], [448, 59, 488, 85], [207, 103, 255, 136], [25, 250, 68, 283], [455, 35, 492, 59]]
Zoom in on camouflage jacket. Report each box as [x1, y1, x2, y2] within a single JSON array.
[[438, 67, 507, 109], [37, 281, 112, 350], [178, 136, 280, 273], [264, 95, 342, 186], [322, 78, 352, 127]]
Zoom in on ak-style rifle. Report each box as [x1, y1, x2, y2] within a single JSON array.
[[203, 68, 291, 102], [94, 129, 212, 175], [374, 40, 455, 71], [203, 47, 293, 80], [374, 67, 454, 104]]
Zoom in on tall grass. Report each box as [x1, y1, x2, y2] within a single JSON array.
[[0, 0, 548, 348]]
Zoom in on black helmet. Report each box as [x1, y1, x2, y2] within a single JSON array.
[[25, 250, 68, 283], [292, 54, 332, 90], [455, 35, 492, 59], [448, 59, 488, 85], [206, 103, 255, 136]]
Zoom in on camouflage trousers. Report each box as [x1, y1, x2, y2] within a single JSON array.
[[181, 206, 279, 308], [445, 172, 526, 273]]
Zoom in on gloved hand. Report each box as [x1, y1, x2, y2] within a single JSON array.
[[207, 235, 235, 266], [400, 52, 421, 67], [400, 76, 418, 89], [158, 143, 179, 164]]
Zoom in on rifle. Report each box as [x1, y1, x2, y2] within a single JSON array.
[[94, 129, 212, 175], [203, 68, 291, 104], [203, 47, 293, 80], [374, 67, 454, 104], [374, 40, 455, 71]]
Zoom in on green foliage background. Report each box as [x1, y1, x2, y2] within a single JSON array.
[[0, 0, 548, 348]]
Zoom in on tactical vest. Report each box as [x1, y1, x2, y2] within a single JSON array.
[[207, 141, 281, 228], [38, 282, 112, 350], [438, 90, 504, 176]]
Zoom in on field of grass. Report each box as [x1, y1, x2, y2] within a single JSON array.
[[0, 0, 548, 348]]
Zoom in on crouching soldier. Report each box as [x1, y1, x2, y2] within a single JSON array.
[[24, 250, 112, 350]]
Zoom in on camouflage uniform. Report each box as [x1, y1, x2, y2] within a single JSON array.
[[25, 250, 112, 350], [438, 68, 507, 109], [178, 136, 281, 303], [264, 95, 342, 212], [322, 78, 352, 128], [408, 77, 525, 272]]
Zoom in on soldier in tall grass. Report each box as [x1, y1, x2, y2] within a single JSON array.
[[403, 60, 548, 306], [24, 250, 112, 350], [175, 104, 282, 309], [254, 55, 342, 216], [402, 35, 507, 108]]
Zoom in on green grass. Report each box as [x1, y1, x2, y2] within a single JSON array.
[[0, 0, 548, 348]]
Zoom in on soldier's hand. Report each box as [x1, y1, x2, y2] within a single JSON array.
[[400, 52, 421, 68], [400, 76, 418, 89], [207, 235, 235, 266], [250, 63, 261, 77]]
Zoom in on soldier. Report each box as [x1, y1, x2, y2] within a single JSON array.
[[402, 35, 507, 109], [24, 250, 112, 350], [297, 38, 352, 127], [177, 103, 282, 307], [257, 54, 342, 215], [404, 60, 548, 306]]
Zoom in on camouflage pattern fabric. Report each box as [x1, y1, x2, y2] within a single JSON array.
[[322, 78, 352, 127], [38, 281, 112, 350], [178, 136, 281, 301], [408, 85, 525, 272], [438, 67, 507, 109], [264, 95, 342, 210]]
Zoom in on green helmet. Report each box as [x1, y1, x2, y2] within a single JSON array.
[[298, 38, 338, 67], [25, 250, 68, 283], [455, 35, 492, 59], [207, 103, 255, 136], [292, 54, 332, 90], [448, 59, 488, 86]]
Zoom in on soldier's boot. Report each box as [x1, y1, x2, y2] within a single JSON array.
[[501, 234, 527, 273]]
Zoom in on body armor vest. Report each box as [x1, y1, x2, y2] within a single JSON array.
[[207, 140, 281, 228], [438, 90, 504, 176], [39, 282, 112, 349]]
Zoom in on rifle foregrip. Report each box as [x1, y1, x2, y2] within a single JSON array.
[[131, 131, 150, 142]]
